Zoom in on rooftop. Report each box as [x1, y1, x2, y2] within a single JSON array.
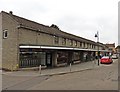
[[1, 11, 103, 45], [105, 43, 115, 48]]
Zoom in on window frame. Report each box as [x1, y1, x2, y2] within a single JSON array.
[[80, 42, 82, 47], [54, 36, 59, 44], [62, 38, 66, 45], [70, 39, 73, 46], [3, 29, 8, 39], [75, 41, 77, 46]]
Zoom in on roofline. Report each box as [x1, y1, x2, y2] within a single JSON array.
[[1, 11, 20, 25], [1, 11, 105, 47], [18, 24, 98, 45]]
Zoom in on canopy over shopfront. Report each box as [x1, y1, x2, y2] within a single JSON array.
[[19, 45, 109, 68]]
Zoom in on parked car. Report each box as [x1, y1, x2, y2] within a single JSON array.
[[111, 54, 118, 59], [100, 56, 113, 64]]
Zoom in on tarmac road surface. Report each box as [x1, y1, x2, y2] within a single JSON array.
[[2, 59, 118, 90], [28, 59, 118, 90]]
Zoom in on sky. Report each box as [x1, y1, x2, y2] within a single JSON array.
[[0, 0, 119, 46]]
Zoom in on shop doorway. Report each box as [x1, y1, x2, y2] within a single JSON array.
[[46, 53, 52, 67]]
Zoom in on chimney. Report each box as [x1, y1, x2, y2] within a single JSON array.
[[9, 11, 13, 15]]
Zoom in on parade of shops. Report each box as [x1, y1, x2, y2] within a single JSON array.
[[0, 11, 109, 71]]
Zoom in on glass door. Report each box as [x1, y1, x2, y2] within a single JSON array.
[[46, 53, 52, 67]]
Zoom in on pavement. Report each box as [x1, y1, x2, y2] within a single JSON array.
[[2, 60, 99, 77]]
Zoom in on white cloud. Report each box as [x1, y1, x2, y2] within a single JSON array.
[[0, 0, 119, 46]]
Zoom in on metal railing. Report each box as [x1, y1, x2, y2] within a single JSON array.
[[19, 58, 41, 68]]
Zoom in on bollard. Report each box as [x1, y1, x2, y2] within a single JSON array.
[[70, 63, 71, 72], [39, 65, 41, 74], [94, 59, 96, 64], [16, 64, 19, 70]]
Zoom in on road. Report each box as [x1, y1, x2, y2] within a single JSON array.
[[2, 59, 118, 90]]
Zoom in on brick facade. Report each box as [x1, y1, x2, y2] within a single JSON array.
[[1, 11, 109, 70]]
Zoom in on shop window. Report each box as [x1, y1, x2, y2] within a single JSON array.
[[57, 51, 68, 64], [3, 30, 8, 39]]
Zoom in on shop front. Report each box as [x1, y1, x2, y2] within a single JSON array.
[[19, 45, 105, 69], [19, 48, 52, 68]]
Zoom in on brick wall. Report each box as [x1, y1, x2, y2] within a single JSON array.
[[2, 12, 19, 70]]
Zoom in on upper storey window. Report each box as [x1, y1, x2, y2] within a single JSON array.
[[83, 42, 85, 48], [80, 42, 82, 47], [54, 36, 59, 44], [3, 30, 8, 39], [70, 39, 73, 46], [62, 38, 66, 45], [75, 41, 77, 46]]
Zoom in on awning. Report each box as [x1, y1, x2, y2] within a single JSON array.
[[19, 45, 109, 52]]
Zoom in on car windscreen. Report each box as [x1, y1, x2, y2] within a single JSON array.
[[101, 56, 109, 59]]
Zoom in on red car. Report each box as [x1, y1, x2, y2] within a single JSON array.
[[100, 56, 113, 64]]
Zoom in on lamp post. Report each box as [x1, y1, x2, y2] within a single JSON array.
[[95, 31, 99, 66]]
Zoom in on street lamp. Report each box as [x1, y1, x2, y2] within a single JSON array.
[[95, 31, 99, 66]]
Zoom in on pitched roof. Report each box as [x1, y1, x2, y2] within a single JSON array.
[[1, 11, 98, 45], [105, 43, 115, 48], [116, 45, 120, 49]]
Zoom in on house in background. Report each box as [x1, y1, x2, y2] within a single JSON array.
[[105, 43, 116, 55], [116, 45, 120, 57], [0, 11, 109, 71]]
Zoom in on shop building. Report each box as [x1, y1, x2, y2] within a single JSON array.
[[0, 11, 108, 70]]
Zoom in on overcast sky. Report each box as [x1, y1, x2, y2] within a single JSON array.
[[0, 0, 119, 46]]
